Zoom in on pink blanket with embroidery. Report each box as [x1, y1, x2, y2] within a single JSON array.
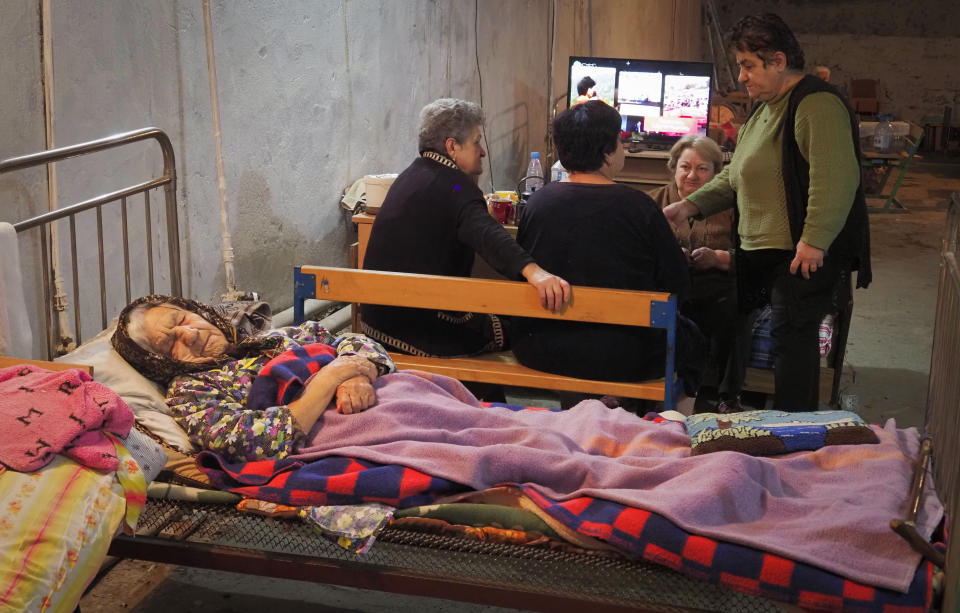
[[0, 364, 133, 472]]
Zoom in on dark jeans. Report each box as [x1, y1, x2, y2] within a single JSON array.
[[681, 272, 747, 400], [739, 249, 840, 411]]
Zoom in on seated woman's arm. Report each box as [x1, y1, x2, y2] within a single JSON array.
[[457, 203, 571, 310]]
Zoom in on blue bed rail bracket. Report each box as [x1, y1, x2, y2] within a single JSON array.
[[293, 267, 317, 325], [649, 295, 678, 412]]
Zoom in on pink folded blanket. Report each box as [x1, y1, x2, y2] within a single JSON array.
[[0, 364, 134, 472]]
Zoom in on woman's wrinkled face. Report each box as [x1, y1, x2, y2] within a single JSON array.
[[449, 125, 486, 176], [143, 305, 229, 362], [674, 147, 716, 199]]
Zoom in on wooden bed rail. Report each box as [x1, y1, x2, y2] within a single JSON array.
[[294, 266, 678, 409]]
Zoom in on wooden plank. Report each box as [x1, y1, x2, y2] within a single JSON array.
[[391, 354, 666, 400], [0, 356, 92, 375], [299, 266, 671, 328]]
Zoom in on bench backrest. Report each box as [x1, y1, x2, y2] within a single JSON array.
[[293, 266, 678, 404]]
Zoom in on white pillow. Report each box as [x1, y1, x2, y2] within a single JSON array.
[[56, 323, 197, 454]]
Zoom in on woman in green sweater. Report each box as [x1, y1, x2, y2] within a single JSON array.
[[663, 13, 871, 411]]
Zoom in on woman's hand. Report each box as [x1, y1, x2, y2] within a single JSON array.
[[318, 355, 378, 387], [336, 375, 377, 414], [521, 263, 572, 311], [690, 247, 730, 272], [289, 355, 379, 432], [662, 199, 699, 230], [790, 240, 825, 279]]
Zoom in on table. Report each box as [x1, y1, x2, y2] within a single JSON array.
[[858, 121, 924, 213]]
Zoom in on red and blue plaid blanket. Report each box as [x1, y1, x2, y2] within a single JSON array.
[[197, 409, 937, 612]]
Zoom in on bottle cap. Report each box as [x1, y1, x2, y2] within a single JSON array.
[[531, 152, 540, 159]]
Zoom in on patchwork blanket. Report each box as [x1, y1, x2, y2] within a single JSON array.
[[199, 439, 938, 612], [198, 371, 941, 598]]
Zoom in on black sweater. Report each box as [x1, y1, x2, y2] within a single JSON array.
[[512, 182, 692, 381], [361, 156, 534, 355], [363, 157, 533, 279]]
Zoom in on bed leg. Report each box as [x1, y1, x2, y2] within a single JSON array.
[[890, 437, 945, 568]]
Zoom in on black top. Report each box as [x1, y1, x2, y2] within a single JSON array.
[[517, 182, 689, 299], [512, 181, 692, 381], [363, 156, 533, 279], [360, 156, 534, 356]]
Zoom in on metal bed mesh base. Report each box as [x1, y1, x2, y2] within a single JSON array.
[[107, 499, 781, 613]]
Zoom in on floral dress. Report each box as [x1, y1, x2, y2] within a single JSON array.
[[165, 321, 395, 462]]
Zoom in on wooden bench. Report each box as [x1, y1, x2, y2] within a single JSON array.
[[294, 266, 679, 411]]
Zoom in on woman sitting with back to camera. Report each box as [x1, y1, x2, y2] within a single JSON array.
[[360, 98, 570, 360], [513, 100, 706, 407], [648, 135, 746, 413]]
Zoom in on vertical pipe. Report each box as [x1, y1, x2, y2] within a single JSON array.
[[40, 0, 75, 352], [121, 196, 131, 303], [203, 0, 237, 297]]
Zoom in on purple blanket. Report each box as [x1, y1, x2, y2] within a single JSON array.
[[292, 372, 941, 593]]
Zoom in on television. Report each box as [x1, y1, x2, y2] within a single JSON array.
[[567, 56, 713, 148]]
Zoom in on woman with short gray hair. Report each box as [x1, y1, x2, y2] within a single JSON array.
[[417, 98, 485, 167], [361, 98, 570, 383]]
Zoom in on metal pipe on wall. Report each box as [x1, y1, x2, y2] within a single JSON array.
[[40, 0, 75, 354], [202, 0, 241, 300]]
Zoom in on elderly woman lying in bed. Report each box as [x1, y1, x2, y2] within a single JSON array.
[[110, 295, 942, 601], [111, 295, 395, 462]]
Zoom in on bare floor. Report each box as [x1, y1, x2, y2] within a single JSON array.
[[79, 157, 960, 613]]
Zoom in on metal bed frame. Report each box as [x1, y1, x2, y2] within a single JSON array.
[[2, 129, 955, 612], [1, 127, 182, 359]]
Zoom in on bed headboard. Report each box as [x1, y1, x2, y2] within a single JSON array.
[[1, 127, 182, 359]]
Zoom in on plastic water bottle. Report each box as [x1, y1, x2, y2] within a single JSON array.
[[525, 152, 544, 192], [550, 159, 569, 183], [873, 115, 894, 153]]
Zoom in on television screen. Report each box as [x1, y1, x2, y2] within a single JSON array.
[[568, 56, 713, 147]]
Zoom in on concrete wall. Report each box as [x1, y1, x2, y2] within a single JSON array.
[[1, 0, 700, 358], [710, 0, 960, 124]]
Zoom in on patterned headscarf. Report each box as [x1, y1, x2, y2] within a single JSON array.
[[111, 295, 281, 383]]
